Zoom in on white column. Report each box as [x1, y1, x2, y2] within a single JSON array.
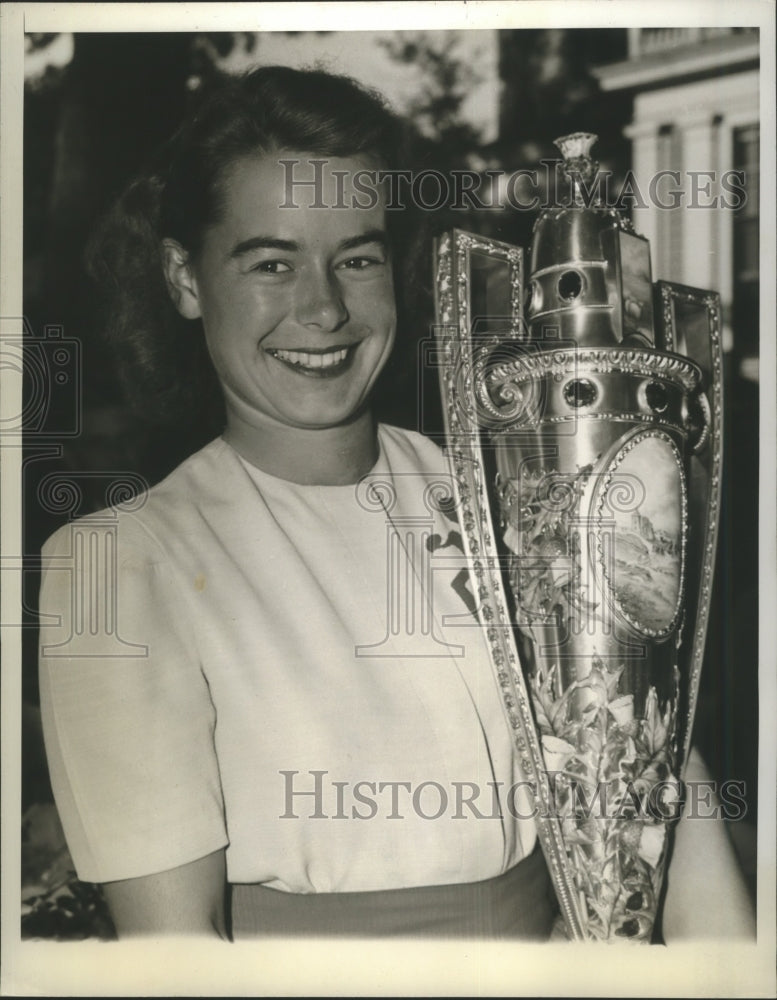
[[678, 115, 720, 291], [627, 28, 642, 58], [624, 119, 661, 259]]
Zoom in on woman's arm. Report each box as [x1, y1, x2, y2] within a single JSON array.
[[102, 848, 228, 939], [40, 521, 230, 927], [661, 748, 755, 942]]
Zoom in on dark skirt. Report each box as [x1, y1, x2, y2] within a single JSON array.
[[230, 844, 557, 940]]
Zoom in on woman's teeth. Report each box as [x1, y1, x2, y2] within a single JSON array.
[[272, 347, 349, 369]]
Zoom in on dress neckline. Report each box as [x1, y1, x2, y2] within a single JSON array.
[[220, 426, 388, 492]]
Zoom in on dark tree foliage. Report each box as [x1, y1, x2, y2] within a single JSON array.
[[378, 33, 484, 168]]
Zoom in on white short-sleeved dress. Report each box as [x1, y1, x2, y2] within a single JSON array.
[[39, 425, 539, 910]]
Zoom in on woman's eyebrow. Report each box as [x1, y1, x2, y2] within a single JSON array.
[[229, 236, 300, 259], [228, 229, 388, 260], [338, 229, 388, 252]]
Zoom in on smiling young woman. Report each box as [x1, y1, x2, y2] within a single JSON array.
[[38, 66, 557, 941]]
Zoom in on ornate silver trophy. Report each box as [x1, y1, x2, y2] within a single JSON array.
[[433, 134, 723, 941]]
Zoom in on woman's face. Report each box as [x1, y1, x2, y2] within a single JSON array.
[[176, 150, 397, 432]]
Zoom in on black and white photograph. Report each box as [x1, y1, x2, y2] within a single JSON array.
[[1, 2, 775, 995]]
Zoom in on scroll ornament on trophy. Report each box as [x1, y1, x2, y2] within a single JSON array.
[[434, 133, 723, 941]]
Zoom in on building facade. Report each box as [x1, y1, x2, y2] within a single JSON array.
[[595, 28, 760, 377]]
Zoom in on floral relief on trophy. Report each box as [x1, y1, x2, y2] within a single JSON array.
[[497, 464, 598, 639], [530, 655, 679, 941]]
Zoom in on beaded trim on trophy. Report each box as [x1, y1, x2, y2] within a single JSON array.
[[472, 349, 701, 443], [479, 349, 700, 393]]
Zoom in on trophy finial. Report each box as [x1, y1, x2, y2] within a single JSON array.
[[554, 132, 599, 203]]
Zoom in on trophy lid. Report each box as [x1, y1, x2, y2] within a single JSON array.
[[527, 131, 653, 348]]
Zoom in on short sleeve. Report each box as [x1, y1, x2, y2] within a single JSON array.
[[38, 514, 228, 884]]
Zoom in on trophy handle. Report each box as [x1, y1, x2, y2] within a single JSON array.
[[655, 282, 725, 769], [433, 229, 588, 940]]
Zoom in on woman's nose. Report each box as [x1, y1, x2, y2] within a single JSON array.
[[295, 270, 349, 331]]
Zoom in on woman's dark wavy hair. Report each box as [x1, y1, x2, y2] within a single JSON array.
[[87, 65, 427, 433]]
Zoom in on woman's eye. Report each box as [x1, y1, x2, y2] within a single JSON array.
[[250, 260, 292, 274], [339, 256, 384, 271]]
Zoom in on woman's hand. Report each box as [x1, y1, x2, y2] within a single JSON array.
[[102, 848, 228, 939], [661, 748, 755, 942]]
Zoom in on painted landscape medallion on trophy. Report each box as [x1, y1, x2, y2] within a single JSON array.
[[599, 433, 684, 636]]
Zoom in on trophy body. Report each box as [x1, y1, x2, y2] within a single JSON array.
[[434, 135, 723, 941]]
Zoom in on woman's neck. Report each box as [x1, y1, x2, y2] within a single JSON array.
[[222, 407, 380, 485]]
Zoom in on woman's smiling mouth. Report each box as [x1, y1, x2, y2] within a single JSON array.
[[266, 345, 355, 377]]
